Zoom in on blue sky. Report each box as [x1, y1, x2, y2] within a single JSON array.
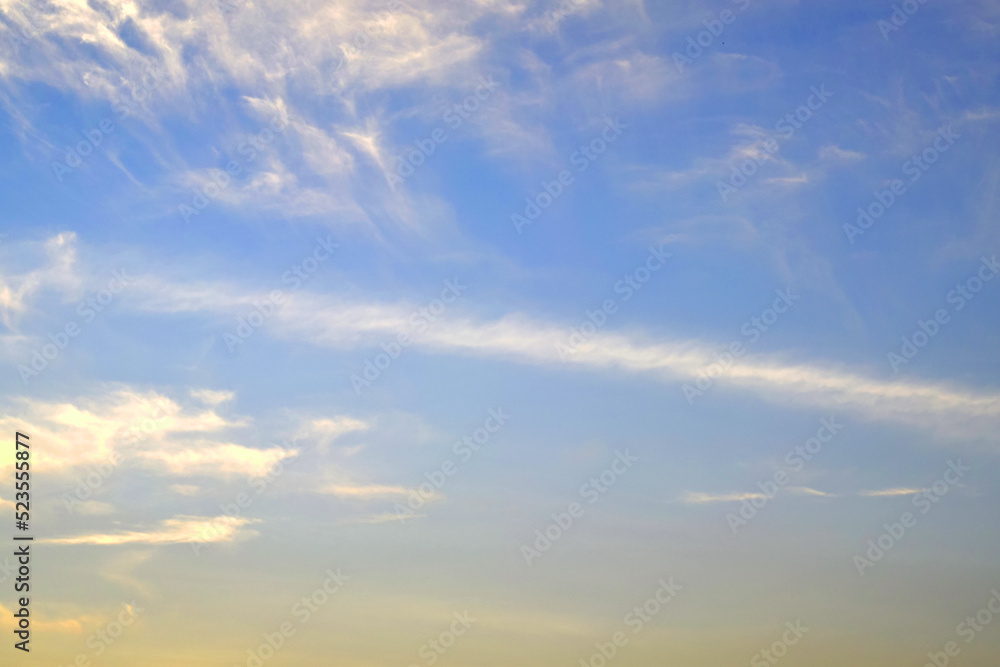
[[1, 0, 1000, 665]]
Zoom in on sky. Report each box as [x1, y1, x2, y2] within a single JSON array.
[[1, 0, 1000, 665]]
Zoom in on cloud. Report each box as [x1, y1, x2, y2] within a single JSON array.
[[764, 174, 808, 186], [859, 487, 924, 497], [0, 388, 245, 472], [45, 515, 257, 546], [71, 500, 116, 516], [346, 512, 425, 525], [641, 214, 759, 247], [121, 274, 1000, 440], [788, 486, 835, 497], [0, 0, 515, 235], [0, 602, 85, 634], [0, 387, 308, 484], [679, 491, 766, 504], [189, 389, 236, 406], [137, 442, 297, 477], [630, 126, 788, 190], [568, 51, 679, 106], [324, 484, 413, 499], [0, 232, 81, 327], [684, 487, 921, 503], [8, 233, 1000, 442], [819, 145, 866, 162], [298, 416, 370, 448]]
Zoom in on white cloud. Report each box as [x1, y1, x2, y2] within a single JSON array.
[[45, 515, 258, 546], [680, 491, 766, 504], [0, 232, 81, 327], [72, 500, 116, 516], [137, 442, 297, 477], [0, 388, 249, 475], [764, 174, 808, 186], [298, 416, 370, 446], [788, 486, 834, 497], [819, 145, 866, 162], [120, 275, 1000, 440], [189, 388, 236, 406], [346, 511, 425, 525], [324, 484, 413, 499], [859, 487, 923, 497]]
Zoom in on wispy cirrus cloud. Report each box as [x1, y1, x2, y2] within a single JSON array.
[[680, 487, 834, 504], [6, 232, 1000, 442], [344, 511, 425, 525], [118, 273, 1000, 441], [680, 491, 767, 504], [859, 487, 925, 497], [0, 232, 81, 327], [682, 486, 933, 504]]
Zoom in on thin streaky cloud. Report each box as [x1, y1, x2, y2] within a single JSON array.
[[859, 487, 925, 497], [44, 516, 258, 546], [679, 491, 767, 504], [120, 275, 1000, 439]]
